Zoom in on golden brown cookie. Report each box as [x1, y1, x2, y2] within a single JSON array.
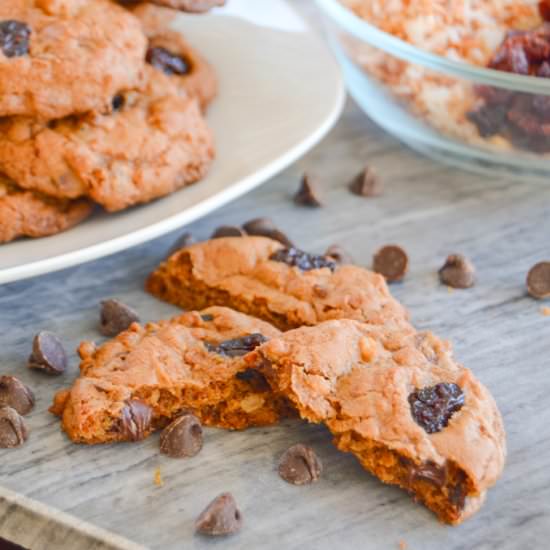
[[0, 175, 92, 243], [0, 0, 147, 120], [0, 66, 214, 212], [132, 3, 218, 110], [146, 236, 412, 331], [123, 0, 226, 13], [50, 307, 293, 444], [251, 320, 506, 525]]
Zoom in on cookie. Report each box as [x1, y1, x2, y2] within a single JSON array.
[[146, 236, 411, 331], [0, 175, 92, 243], [133, 3, 218, 110], [250, 320, 506, 524], [0, 66, 214, 212], [128, 0, 226, 14], [0, 0, 147, 120], [50, 307, 293, 444]]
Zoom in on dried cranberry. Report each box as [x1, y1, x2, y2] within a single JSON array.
[[146, 47, 190, 76], [112, 94, 125, 112], [408, 383, 464, 434], [0, 20, 31, 58], [541, 1, 550, 22], [537, 61, 550, 77], [270, 247, 336, 272], [205, 333, 268, 357], [466, 104, 508, 137]]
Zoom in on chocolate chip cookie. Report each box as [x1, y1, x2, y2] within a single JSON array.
[[251, 320, 506, 524], [133, 3, 218, 110], [0, 66, 214, 211], [130, 0, 226, 14], [0, 175, 92, 243], [50, 307, 293, 444], [0, 0, 147, 120], [146, 236, 411, 331]]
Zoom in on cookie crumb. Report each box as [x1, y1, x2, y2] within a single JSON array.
[[154, 466, 164, 487], [447, 286, 454, 294], [398, 540, 408, 550], [541, 306, 550, 316], [294, 173, 322, 207]]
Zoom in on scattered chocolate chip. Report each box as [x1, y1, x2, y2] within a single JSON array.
[[205, 334, 268, 357], [438, 254, 476, 289], [211, 225, 247, 239], [200, 314, 214, 322], [99, 299, 140, 337], [169, 231, 195, 255], [294, 173, 322, 207], [160, 413, 203, 458], [278, 443, 322, 485], [242, 218, 294, 247], [0, 376, 35, 416], [270, 247, 336, 272], [28, 331, 67, 375], [0, 20, 31, 58], [146, 46, 190, 76], [408, 383, 464, 434], [111, 94, 125, 111], [325, 244, 354, 265], [349, 166, 382, 197], [120, 400, 152, 441], [0, 406, 28, 448], [195, 492, 242, 536], [373, 245, 408, 282], [527, 261, 550, 299]]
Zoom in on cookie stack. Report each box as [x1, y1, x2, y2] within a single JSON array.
[[0, 0, 219, 244]]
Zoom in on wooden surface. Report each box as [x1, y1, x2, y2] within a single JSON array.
[[1, 5, 550, 550]]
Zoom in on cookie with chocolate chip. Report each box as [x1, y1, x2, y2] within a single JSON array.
[[50, 306, 293, 444], [133, 3, 218, 110], [146, 236, 411, 331], [0, 0, 146, 120], [0, 66, 214, 212], [251, 320, 506, 525]]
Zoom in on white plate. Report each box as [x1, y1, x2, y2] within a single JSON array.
[[0, 0, 344, 285]]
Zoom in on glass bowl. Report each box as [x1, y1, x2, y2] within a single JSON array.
[[315, 0, 550, 182]]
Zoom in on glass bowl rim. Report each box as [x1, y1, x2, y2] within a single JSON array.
[[315, 0, 550, 95]]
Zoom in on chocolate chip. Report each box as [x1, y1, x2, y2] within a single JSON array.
[[0, 376, 35, 415], [211, 225, 247, 239], [205, 333, 268, 357], [195, 492, 242, 536], [408, 383, 464, 434], [99, 299, 140, 337], [169, 231, 195, 256], [0, 406, 28, 448], [28, 331, 67, 375], [111, 94, 125, 111], [294, 173, 322, 207], [408, 460, 447, 487], [278, 443, 322, 485], [160, 414, 203, 458], [242, 218, 294, 247], [0, 20, 31, 58], [270, 247, 336, 272], [200, 314, 214, 322], [373, 245, 408, 282], [120, 400, 152, 441], [448, 471, 467, 510], [349, 166, 382, 197], [146, 46, 190, 76], [527, 261, 550, 299], [235, 369, 270, 391], [325, 244, 354, 265], [438, 254, 476, 289]]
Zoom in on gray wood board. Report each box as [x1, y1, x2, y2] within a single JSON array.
[[1, 43, 549, 550]]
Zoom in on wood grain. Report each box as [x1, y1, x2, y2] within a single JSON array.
[[1, 2, 550, 549]]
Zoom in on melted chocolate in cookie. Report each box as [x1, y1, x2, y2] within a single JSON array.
[[408, 383, 464, 434], [146, 46, 190, 76], [270, 247, 336, 272], [0, 21, 31, 58], [205, 333, 268, 357]]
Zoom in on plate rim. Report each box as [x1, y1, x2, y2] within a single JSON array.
[[0, 6, 345, 286]]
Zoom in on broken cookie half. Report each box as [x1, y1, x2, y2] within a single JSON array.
[[50, 307, 294, 444], [248, 320, 506, 525]]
